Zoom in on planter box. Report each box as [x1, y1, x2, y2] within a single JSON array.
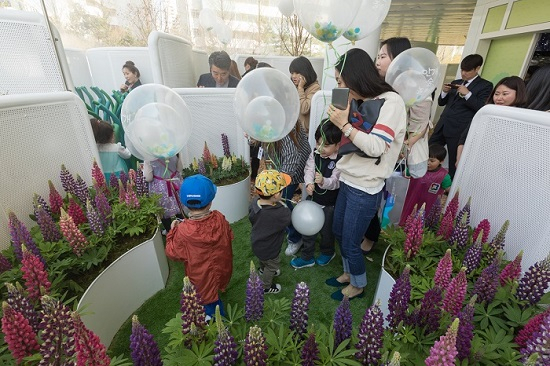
[[77, 228, 169, 346], [373, 245, 396, 325], [210, 175, 250, 223]]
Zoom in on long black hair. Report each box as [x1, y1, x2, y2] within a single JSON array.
[[289, 56, 318, 88], [380, 37, 411, 60], [335, 48, 394, 98], [526, 65, 550, 111]]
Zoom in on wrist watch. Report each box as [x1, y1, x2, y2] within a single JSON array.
[[343, 125, 354, 137]]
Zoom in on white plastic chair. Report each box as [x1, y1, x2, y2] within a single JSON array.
[[148, 31, 195, 88], [192, 49, 210, 86]]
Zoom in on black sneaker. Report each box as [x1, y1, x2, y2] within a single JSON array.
[[258, 268, 281, 277], [264, 284, 281, 294]]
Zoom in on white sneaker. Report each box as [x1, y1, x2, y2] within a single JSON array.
[[285, 240, 303, 256], [264, 284, 282, 294], [161, 229, 167, 236]]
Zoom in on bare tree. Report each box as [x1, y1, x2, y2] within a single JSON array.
[[126, 0, 183, 44], [278, 14, 311, 56]]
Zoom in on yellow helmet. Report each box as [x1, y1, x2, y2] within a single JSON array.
[[255, 169, 291, 196]]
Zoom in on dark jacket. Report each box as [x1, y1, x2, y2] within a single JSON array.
[[249, 198, 291, 261], [196, 73, 240, 88]]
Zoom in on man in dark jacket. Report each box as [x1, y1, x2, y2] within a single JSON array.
[[197, 50, 240, 88]]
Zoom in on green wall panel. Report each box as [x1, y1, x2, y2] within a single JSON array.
[[507, 0, 550, 28], [483, 5, 507, 33], [482, 33, 533, 85]]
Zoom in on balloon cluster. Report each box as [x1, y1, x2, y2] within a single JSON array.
[[199, 8, 232, 45], [120, 84, 192, 161]]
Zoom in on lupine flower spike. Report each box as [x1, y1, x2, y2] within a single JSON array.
[[118, 179, 127, 203], [128, 169, 137, 184], [0, 254, 12, 274], [73, 312, 111, 365], [5, 283, 40, 333], [94, 188, 112, 227], [86, 199, 104, 236], [456, 196, 471, 226], [388, 351, 401, 366], [60, 164, 76, 195], [91, 159, 107, 193], [404, 204, 425, 259], [437, 190, 460, 240], [387, 265, 412, 328], [59, 207, 88, 256], [213, 305, 238, 366], [516, 253, 550, 307], [198, 158, 206, 175], [180, 277, 206, 344], [135, 168, 148, 196], [333, 296, 352, 348], [48, 180, 64, 215], [35, 203, 62, 242], [221, 133, 231, 157], [8, 211, 43, 263], [403, 204, 418, 235], [33, 193, 51, 217], [472, 218, 490, 243], [211, 153, 219, 169], [130, 315, 162, 366], [500, 250, 523, 285], [456, 295, 476, 360], [515, 308, 550, 349], [520, 312, 550, 365], [203, 141, 212, 161], [74, 174, 90, 203], [442, 267, 467, 316], [245, 261, 264, 322], [301, 329, 319, 366], [425, 195, 443, 231], [410, 286, 443, 334], [462, 230, 483, 274], [109, 173, 118, 189], [244, 325, 268, 366], [425, 318, 460, 366], [449, 212, 469, 249], [21, 249, 51, 301], [355, 300, 384, 365], [1, 301, 40, 364], [485, 220, 509, 262], [119, 171, 128, 187], [289, 282, 310, 340], [125, 181, 140, 209], [434, 249, 453, 289], [39, 296, 76, 364], [68, 195, 87, 226]]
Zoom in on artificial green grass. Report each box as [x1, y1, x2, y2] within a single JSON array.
[[108, 216, 389, 359]]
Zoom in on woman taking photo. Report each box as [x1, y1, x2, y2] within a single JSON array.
[[326, 48, 407, 300], [289, 56, 321, 134]]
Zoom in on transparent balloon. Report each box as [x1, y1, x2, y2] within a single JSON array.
[[124, 133, 156, 161], [214, 21, 232, 45], [278, 0, 294, 17], [199, 8, 217, 31], [293, 0, 362, 43], [291, 200, 325, 236], [234, 68, 299, 142], [385, 48, 441, 107], [343, 0, 392, 43]]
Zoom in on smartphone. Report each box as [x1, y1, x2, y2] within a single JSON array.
[[332, 88, 350, 110], [445, 83, 459, 89]]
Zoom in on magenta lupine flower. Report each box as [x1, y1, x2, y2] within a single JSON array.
[[33, 193, 52, 217], [0, 253, 12, 273], [515, 308, 550, 348], [455, 196, 471, 226], [387, 265, 412, 328], [94, 188, 112, 226], [403, 204, 418, 234], [521, 312, 550, 365], [180, 277, 206, 342], [59, 207, 89, 256], [48, 180, 64, 215], [412, 286, 443, 334], [456, 296, 476, 361], [290, 282, 310, 340], [442, 267, 467, 316], [109, 173, 118, 189], [5, 283, 40, 334], [1, 302, 40, 364], [35, 203, 62, 242], [202, 142, 212, 162], [136, 168, 148, 197], [60, 164, 77, 195], [128, 168, 137, 183], [198, 158, 206, 175], [8, 211, 25, 262], [447, 190, 460, 217], [39, 296, 76, 364], [221, 133, 231, 157], [73, 312, 111, 365], [118, 179, 127, 203], [425, 318, 459, 366], [130, 315, 163, 366], [516, 254, 550, 307], [301, 331, 319, 366], [355, 300, 384, 365], [244, 325, 267, 366], [404, 204, 425, 259], [462, 230, 483, 274], [449, 212, 469, 250], [472, 218, 491, 243], [92, 159, 108, 193], [425, 195, 443, 231], [125, 182, 140, 209], [213, 306, 238, 366], [21, 250, 51, 301], [68, 196, 87, 226], [119, 170, 128, 187], [86, 199, 104, 236], [74, 174, 90, 204], [434, 249, 453, 290], [500, 250, 523, 286], [437, 191, 459, 240], [245, 262, 264, 322], [333, 296, 352, 348], [486, 220, 509, 261]]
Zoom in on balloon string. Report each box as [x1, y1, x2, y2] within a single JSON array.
[[162, 158, 169, 177]]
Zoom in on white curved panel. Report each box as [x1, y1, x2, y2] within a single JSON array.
[[65, 48, 93, 88], [148, 31, 195, 88], [192, 49, 210, 85]]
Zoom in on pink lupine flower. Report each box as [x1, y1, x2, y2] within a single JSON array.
[[442, 267, 467, 316], [48, 180, 64, 215], [403, 204, 418, 235], [202, 141, 212, 162], [446, 190, 460, 217], [125, 182, 140, 209], [434, 249, 453, 289], [404, 204, 425, 259], [68, 196, 87, 226], [500, 250, 523, 286], [128, 168, 137, 183], [1, 302, 40, 364], [425, 318, 459, 366], [59, 207, 88, 256], [21, 249, 51, 301], [91, 159, 107, 193], [437, 191, 459, 240], [472, 219, 491, 243], [73, 312, 111, 365], [118, 179, 127, 203]]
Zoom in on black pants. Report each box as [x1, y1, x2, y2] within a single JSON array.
[[250, 145, 260, 180], [301, 205, 335, 260]]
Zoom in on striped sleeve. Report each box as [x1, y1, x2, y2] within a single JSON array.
[[370, 123, 396, 146]]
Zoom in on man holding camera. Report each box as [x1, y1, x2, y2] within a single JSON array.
[[429, 54, 493, 178]]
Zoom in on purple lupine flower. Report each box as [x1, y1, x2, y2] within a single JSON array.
[[472, 218, 491, 243], [198, 158, 206, 175], [8, 211, 24, 262], [500, 250, 523, 286], [5, 283, 40, 333], [403, 204, 418, 235], [130, 315, 163, 366], [109, 173, 119, 189], [462, 230, 484, 274], [485, 220, 509, 262], [333, 296, 352, 348], [35, 203, 62, 242], [442, 267, 467, 316], [425, 317, 459, 366], [33, 193, 52, 217], [221, 133, 231, 157], [119, 170, 128, 187], [412, 286, 443, 335], [86, 199, 104, 236], [39, 295, 76, 363], [0, 253, 12, 274], [355, 300, 384, 365], [455, 197, 471, 226], [245, 262, 264, 322], [73, 312, 111, 365], [425, 195, 443, 231], [449, 212, 469, 250], [434, 249, 453, 290], [301, 331, 319, 366], [48, 180, 64, 215], [516, 254, 550, 307], [74, 174, 90, 204], [516, 308, 550, 349], [289, 282, 310, 340], [180, 277, 206, 344], [136, 168, 148, 197], [1, 302, 40, 364], [244, 325, 268, 366], [60, 164, 77, 195], [521, 312, 550, 365], [214, 305, 238, 366], [387, 265, 411, 328], [456, 296, 476, 361], [94, 188, 112, 226]]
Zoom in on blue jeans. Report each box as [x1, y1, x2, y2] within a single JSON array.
[[333, 182, 382, 288], [282, 183, 302, 243]]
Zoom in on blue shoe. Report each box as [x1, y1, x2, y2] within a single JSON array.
[[316, 253, 336, 266], [290, 257, 315, 269]]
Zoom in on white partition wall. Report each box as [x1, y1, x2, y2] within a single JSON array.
[[86, 47, 153, 93], [234, 54, 325, 84], [148, 31, 195, 88], [0, 92, 99, 250], [451, 105, 550, 271], [65, 48, 93, 88], [192, 49, 210, 85]]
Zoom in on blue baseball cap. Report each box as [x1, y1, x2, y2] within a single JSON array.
[[179, 175, 217, 208]]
